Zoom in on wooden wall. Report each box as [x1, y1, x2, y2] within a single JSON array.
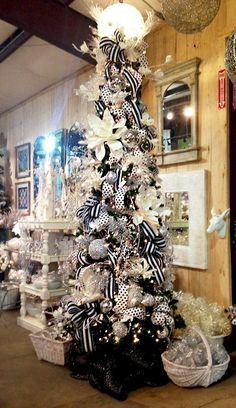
[[0, 64, 94, 214], [0, 0, 234, 306], [142, 0, 235, 305]]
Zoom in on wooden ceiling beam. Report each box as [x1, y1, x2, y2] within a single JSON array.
[[0, 0, 96, 65]]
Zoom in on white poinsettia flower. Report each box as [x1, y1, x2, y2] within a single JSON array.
[[86, 110, 126, 161], [133, 186, 171, 227], [129, 257, 153, 279], [142, 111, 154, 126]]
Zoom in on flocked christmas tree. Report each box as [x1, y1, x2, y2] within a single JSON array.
[[63, 3, 184, 400]]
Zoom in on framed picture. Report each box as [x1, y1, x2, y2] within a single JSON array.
[[161, 169, 208, 269], [15, 182, 30, 215], [15, 143, 31, 178]]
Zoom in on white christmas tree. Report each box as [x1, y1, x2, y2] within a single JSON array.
[[63, 4, 183, 400]]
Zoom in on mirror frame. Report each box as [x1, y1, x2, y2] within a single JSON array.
[[155, 57, 201, 165]]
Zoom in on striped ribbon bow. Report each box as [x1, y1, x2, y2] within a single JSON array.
[[140, 221, 166, 285], [99, 30, 126, 63], [67, 301, 98, 353], [76, 197, 101, 230]]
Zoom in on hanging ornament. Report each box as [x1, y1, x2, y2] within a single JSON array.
[[112, 321, 128, 338], [100, 298, 113, 314], [88, 239, 108, 260], [161, 0, 221, 34], [106, 171, 117, 184], [225, 28, 236, 84], [141, 293, 156, 307]]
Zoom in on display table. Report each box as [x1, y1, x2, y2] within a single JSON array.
[[17, 219, 72, 332]]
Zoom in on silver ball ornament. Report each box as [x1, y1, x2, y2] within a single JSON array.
[[100, 299, 113, 314], [88, 239, 108, 260], [112, 321, 128, 338], [106, 171, 117, 184]]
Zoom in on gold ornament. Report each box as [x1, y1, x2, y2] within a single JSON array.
[[225, 28, 236, 84], [161, 0, 221, 34]]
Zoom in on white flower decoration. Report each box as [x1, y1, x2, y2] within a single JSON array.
[[86, 110, 126, 161], [133, 186, 171, 227]]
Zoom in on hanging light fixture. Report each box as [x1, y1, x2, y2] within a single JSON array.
[[225, 28, 236, 84], [97, 1, 145, 39], [161, 0, 221, 34]]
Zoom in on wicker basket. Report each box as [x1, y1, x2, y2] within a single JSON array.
[[161, 326, 230, 387], [29, 330, 72, 366]]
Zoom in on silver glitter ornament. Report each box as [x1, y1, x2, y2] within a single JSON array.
[[141, 294, 155, 307], [88, 239, 108, 260], [161, 0, 221, 34], [225, 28, 236, 84], [112, 321, 128, 338], [106, 171, 117, 184], [100, 298, 113, 314]]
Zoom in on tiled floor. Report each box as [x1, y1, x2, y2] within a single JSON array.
[[1, 310, 236, 408]]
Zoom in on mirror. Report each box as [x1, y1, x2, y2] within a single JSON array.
[[155, 58, 201, 165], [163, 82, 192, 152]]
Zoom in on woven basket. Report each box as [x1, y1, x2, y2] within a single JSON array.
[[29, 330, 72, 366], [161, 326, 230, 387]]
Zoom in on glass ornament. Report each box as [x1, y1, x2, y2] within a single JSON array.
[[112, 321, 128, 338], [225, 28, 236, 84], [161, 0, 221, 34], [100, 298, 113, 314]]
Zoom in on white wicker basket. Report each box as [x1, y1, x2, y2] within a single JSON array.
[[161, 327, 230, 387], [29, 330, 72, 366]]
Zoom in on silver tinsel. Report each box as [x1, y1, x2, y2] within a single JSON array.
[[225, 28, 236, 84], [88, 239, 108, 260], [161, 0, 221, 34], [112, 321, 128, 338]]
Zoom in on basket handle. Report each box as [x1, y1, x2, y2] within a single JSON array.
[[191, 326, 213, 368]]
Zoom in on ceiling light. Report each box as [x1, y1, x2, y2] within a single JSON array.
[[97, 3, 145, 39]]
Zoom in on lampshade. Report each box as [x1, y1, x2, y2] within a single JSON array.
[[97, 3, 145, 39]]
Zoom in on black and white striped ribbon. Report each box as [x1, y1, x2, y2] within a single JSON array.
[[76, 197, 101, 229], [99, 31, 126, 63], [123, 68, 142, 97], [67, 301, 98, 353], [107, 247, 117, 269], [140, 221, 166, 285], [95, 99, 106, 118]]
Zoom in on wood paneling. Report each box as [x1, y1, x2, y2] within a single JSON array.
[[143, 0, 232, 305]]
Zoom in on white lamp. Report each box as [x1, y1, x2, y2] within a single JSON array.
[[97, 2, 145, 39]]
